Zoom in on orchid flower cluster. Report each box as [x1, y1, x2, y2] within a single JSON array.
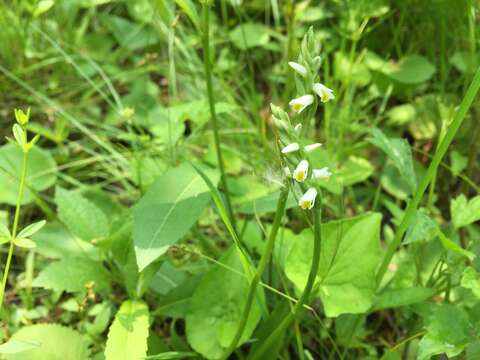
[[271, 29, 334, 211]]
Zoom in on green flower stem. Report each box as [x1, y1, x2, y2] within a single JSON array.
[[376, 65, 480, 287], [0, 136, 29, 310], [221, 184, 290, 360], [249, 192, 322, 360], [201, 2, 236, 232]]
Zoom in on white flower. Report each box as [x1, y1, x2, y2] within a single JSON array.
[[313, 83, 335, 103], [304, 143, 322, 153], [293, 160, 309, 182], [288, 61, 307, 77], [313, 167, 332, 180], [289, 95, 314, 114], [299, 187, 317, 210], [294, 123, 303, 133], [283, 167, 291, 177], [281, 142, 300, 154]]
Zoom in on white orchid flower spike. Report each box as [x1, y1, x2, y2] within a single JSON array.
[[293, 160, 309, 182], [281, 142, 300, 154], [288, 61, 307, 77], [304, 143, 322, 153], [299, 187, 318, 210], [289, 95, 314, 113], [313, 167, 332, 180], [313, 83, 335, 103]]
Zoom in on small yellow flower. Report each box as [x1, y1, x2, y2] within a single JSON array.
[[299, 187, 317, 210], [293, 160, 309, 182], [313, 83, 335, 103], [289, 95, 314, 114]]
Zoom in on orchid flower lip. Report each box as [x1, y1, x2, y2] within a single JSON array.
[[281, 142, 300, 154], [293, 160, 309, 182], [299, 187, 317, 210], [289, 95, 314, 114], [288, 61, 307, 77], [313, 83, 335, 103]]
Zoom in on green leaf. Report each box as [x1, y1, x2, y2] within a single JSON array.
[[55, 187, 110, 242], [368, 128, 417, 193], [418, 305, 471, 360], [386, 55, 436, 85], [0, 222, 11, 244], [450, 150, 468, 176], [186, 247, 263, 359], [32, 257, 110, 293], [13, 238, 36, 249], [31, 222, 97, 259], [437, 230, 475, 261], [175, 0, 200, 30], [229, 23, 270, 50], [450, 194, 480, 229], [285, 213, 382, 317], [133, 163, 215, 271], [105, 300, 149, 360], [146, 352, 197, 360], [101, 15, 159, 51], [0, 339, 39, 355], [373, 287, 436, 310], [12, 124, 25, 147], [17, 220, 46, 239], [461, 267, 480, 299], [0, 144, 57, 205], [4, 324, 90, 360]]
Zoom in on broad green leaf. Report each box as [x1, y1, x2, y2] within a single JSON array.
[[373, 287, 436, 310], [55, 187, 110, 242], [334, 51, 372, 86], [229, 23, 270, 50], [133, 164, 215, 271], [387, 104, 416, 126], [105, 300, 149, 360], [4, 324, 90, 360], [31, 222, 97, 259], [418, 305, 471, 360], [403, 210, 437, 244], [386, 55, 436, 85], [461, 267, 480, 298], [336, 156, 374, 186], [33, 257, 110, 293], [285, 213, 382, 317], [237, 191, 297, 214], [0, 339, 39, 355], [17, 220, 46, 239], [368, 129, 417, 193], [450, 194, 480, 229], [101, 15, 159, 51], [186, 247, 263, 359], [0, 144, 57, 205]]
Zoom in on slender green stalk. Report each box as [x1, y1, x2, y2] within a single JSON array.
[[201, 2, 236, 231], [249, 193, 322, 360], [0, 140, 29, 310], [220, 184, 290, 360], [376, 65, 480, 286]]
